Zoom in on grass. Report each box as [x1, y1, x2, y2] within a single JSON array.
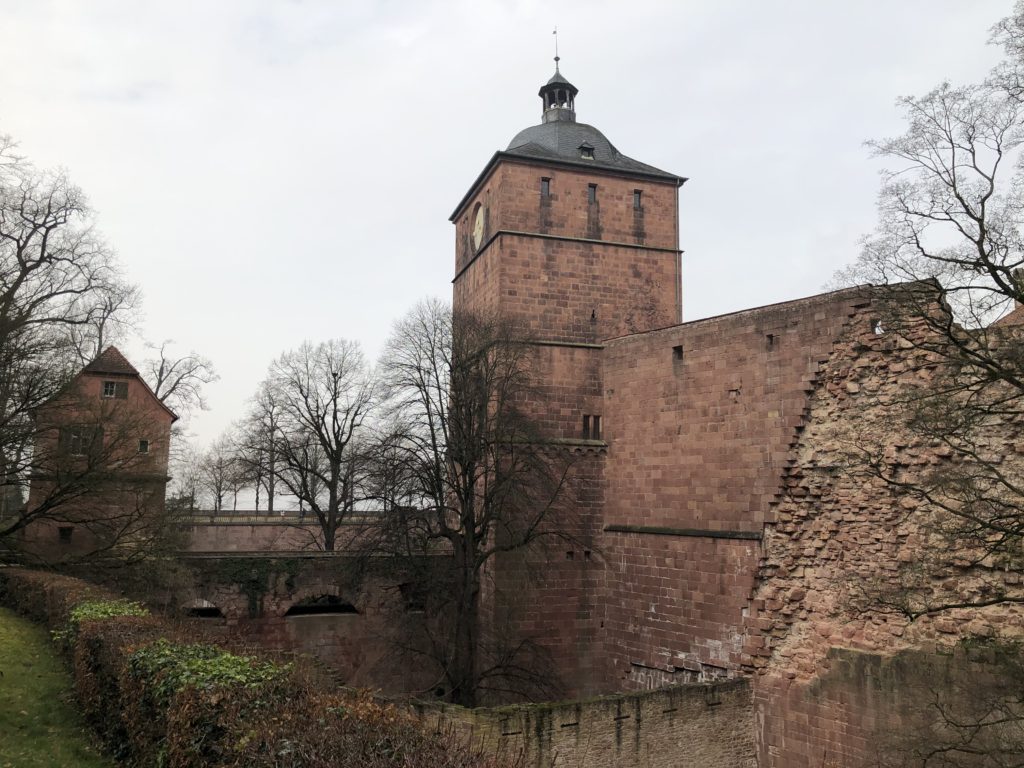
[[0, 606, 115, 768]]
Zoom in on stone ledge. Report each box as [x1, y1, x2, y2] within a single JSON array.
[[603, 524, 763, 541]]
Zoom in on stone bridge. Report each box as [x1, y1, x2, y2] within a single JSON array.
[[174, 542, 446, 696]]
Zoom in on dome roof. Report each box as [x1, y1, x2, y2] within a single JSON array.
[[505, 120, 680, 181]]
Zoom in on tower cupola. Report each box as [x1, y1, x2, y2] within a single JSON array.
[[539, 60, 578, 124]]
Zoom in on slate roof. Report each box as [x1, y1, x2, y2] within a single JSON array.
[[83, 346, 139, 376], [505, 120, 682, 182]]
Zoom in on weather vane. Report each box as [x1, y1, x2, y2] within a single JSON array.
[[553, 26, 560, 70]]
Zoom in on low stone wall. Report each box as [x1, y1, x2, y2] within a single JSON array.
[[419, 679, 755, 768]]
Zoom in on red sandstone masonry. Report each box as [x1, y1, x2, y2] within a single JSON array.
[[599, 291, 864, 688], [422, 679, 755, 768], [742, 302, 1024, 766]]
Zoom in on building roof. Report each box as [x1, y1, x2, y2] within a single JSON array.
[[83, 346, 139, 376], [505, 121, 682, 182], [451, 66, 686, 220]]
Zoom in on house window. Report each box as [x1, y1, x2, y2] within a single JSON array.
[[541, 177, 550, 197], [63, 426, 102, 457], [588, 184, 597, 204], [633, 190, 642, 210], [67, 427, 89, 456], [138, 439, 150, 455], [102, 381, 128, 399]]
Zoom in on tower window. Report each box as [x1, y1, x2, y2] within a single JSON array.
[[672, 345, 684, 361], [58, 526, 73, 542], [579, 142, 595, 160], [541, 177, 550, 197], [633, 190, 643, 210], [583, 414, 602, 440], [588, 184, 597, 204], [102, 381, 128, 399], [138, 439, 150, 455]]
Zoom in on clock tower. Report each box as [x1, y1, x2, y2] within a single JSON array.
[[449, 62, 685, 695]]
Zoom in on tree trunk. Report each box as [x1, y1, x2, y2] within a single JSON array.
[[451, 540, 480, 707]]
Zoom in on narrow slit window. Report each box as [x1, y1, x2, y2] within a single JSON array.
[[541, 177, 550, 197], [588, 184, 597, 204], [582, 414, 591, 439], [592, 415, 602, 440], [633, 190, 642, 210]]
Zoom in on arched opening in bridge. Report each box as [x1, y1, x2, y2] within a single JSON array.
[[185, 598, 224, 619], [284, 595, 359, 617]]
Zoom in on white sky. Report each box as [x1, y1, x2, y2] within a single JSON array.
[[0, 0, 1011, 448]]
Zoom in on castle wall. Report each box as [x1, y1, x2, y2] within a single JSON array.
[[599, 291, 864, 687], [421, 678, 755, 768], [742, 303, 1024, 765]]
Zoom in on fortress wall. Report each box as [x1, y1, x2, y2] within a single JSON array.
[[421, 678, 755, 768], [181, 519, 326, 551], [744, 305, 1024, 765], [598, 291, 863, 686]]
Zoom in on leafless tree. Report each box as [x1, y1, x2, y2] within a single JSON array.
[[262, 339, 376, 550], [167, 437, 203, 514], [374, 299, 575, 707], [835, 1, 1024, 619], [201, 434, 239, 513], [235, 382, 283, 514], [0, 133, 147, 557], [144, 340, 218, 420], [832, 7, 1024, 764]]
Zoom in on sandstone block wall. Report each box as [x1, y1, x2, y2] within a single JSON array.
[[180, 555, 443, 695], [453, 161, 681, 344], [743, 301, 1024, 765], [422, 678, 755, 768], [599, 290, 864, 687]]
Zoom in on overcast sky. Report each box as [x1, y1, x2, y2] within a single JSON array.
[[0, 0, 1012, 448]]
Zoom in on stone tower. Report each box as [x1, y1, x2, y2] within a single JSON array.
[[449, 63, 686, 696]]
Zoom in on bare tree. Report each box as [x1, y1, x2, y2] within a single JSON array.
[[836, 3, 1024, 620], [144, 340, 218, 419], [167, 438, 203, 515], [0, 134, 146, 557], [263, 339, 376, 550], [831, 8, 1024, 764], [374, 300, 575, 707], [201, 434, 238, 513], [235, 382, 283, 514]]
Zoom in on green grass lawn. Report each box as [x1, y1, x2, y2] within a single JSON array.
[[0, 606, 115, 768]]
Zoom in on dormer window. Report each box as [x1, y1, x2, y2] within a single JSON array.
[[579, 142, 595, 160], [102, 381, 128, 399]]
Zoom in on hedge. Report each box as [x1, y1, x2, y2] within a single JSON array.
[[0, 568, 518, 768]]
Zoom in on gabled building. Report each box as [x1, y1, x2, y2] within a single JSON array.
[[22, 346, 177, 562]]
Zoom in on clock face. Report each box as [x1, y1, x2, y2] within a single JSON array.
[[472, 205, 484, 250]]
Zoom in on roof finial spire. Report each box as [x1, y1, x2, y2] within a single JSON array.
[[553, 26, 560, 71]]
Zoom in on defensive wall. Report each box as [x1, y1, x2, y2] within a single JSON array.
[[173, 288, 1024, 765], [420, 678, 755, 768]]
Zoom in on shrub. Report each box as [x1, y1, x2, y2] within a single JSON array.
[[0, 568, 520, 768], [54, 597, 149, 647]]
